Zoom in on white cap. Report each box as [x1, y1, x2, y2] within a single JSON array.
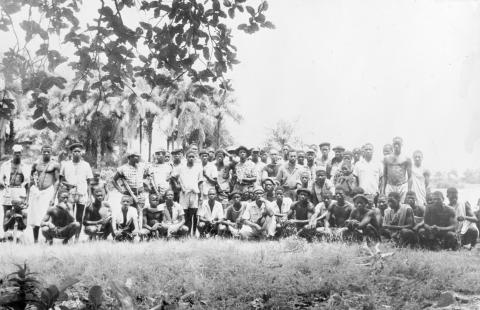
[[12, 145, 23, 152]]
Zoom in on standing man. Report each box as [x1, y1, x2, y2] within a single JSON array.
[[251, 147, 265, 187], [276, 150, 302, 200], [296, 150, 306, 167], [446, 187, 478, 248], [112, 151, 146, 207], [382, 137, 412, 203], [327, 145, 345, 180], [260, 148, 268, 164], [262, 149, 281, 180], [233, 146, 257, 193], [0, 145, 29, 224], [172, 149, 203, 235], [215, 149, 230, 194], [304, 148, 317, 182], [383, 144, 393, 157], [147, 149, 173, 203], [30, 145, 61, 243], [170, 149, 183, 202], [59, 142, 94, 241], [353, 143, 383, 196], [316, 143, 331, 171], [199, 149, 218, 201], [411, 150, 430, 206]]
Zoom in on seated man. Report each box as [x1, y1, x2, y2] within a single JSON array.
[[285, 188, 316, 241], [446, 187, 478, 248], [382, 192, 417, 247], [139, 193, 164, 240], [239, 187, 272, 240], [262, 178, 276, 202], [3, 199, 27, 243], [220, 191, 244, 238], [317, 186, 353, 241], [113, 195, 140, 242], [415, 191, 459, 251], [83, 186, 113, 240], [41, 190, 81, 245], [344, 194, 381, 242], [267, 187, 293, 238], [308, 192, 334, 231], [160, 190, 189, 238], [197, 188, 226, 237], [405, 191, 424, 225]]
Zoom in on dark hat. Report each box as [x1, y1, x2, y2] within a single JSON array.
[[127, 151, 141, 158], [215, 149, 228, 157], [227, 146, 237, 154], [236, 145, 251, 156], [332, 145, 345, 152], [342, 150, 353, 158], [68, 142, 84, 151], [262, 177, 276, 186], [296, 188, 311, 197], [353, 194, 369, 203], [229, 190, 242, 199], [171, 148, 183, 155], [319, 142, 331, 148], [253, 186, 265, 194], [199, 149, 209, 156]]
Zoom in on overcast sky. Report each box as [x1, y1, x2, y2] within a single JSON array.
[[1, 0, 480, 171], [227, 0, 480, 171]]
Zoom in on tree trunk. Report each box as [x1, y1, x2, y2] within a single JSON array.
[[215, 116, 222, 149], [139, 117, 143, 157], [119, 127, 124, 165]]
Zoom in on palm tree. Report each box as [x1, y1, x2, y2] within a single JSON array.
[[208, 89, 243, 149]]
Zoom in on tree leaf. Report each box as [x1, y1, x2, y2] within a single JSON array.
[[246, 6, 255, 16], [202, 47, 210, 60]]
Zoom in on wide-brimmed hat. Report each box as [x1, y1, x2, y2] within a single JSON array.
[[126, 150, 141, 158], [68, 142, 84, 151], [171, 148, 183, 155], [262, 177, 276, 186], [236, 145, 251, 156], [353, 194, 369, 204], [215, 149, 228, 157], [332, 145, 345, 152], [199, 149, 209, 156], [296, 188, 311, 197]]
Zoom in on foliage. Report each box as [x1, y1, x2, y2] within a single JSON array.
[[264, 119, 304, 151]]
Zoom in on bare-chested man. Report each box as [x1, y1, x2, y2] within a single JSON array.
[[140, 193, 165, 240], [83, 186, 113, 240], [317, 186, 354, 240], [40, 190, 80, 245], [382, 137, 412, 204], [30, 145, 61, 243], [344, 194, 381, 242]]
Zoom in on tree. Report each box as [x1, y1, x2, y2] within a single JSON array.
[[264, 119, 303, 150], [0, 0, 274, 157]]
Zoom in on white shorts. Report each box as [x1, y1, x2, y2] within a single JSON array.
[[28, 186, 55, 227], [385, 183, 408, 203]]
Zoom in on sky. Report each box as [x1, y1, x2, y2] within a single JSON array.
[[1, 0, 480, 171], [226, 0, 480, 171]]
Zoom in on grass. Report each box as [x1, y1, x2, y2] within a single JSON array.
[[1, 239, 480, 309]]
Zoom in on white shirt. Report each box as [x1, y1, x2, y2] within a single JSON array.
[[353, 158, 383, 195], [113, 206, 139, 230], [147, 163, 172, 195], [267, 197, 293, 215], [60, 160, 94, 204], [174, 164, 203, 194], [198, 200, 224, 221], [160, 202, 184, 224], [201, 162, 218, 195]]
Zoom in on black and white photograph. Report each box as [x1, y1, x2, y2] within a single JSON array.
[[0, 0, 479, 309]]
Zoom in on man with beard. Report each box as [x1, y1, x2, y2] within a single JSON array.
[[353, 143, 383, 196], [83, 186, 113, 240], [239, 187, 272, 240], [411, 150, 430, 206], [311, 168, 335, 205], [233, 146, 257, 193], [317, 186, 353, 240], [146, 149, 173, 203], [30, 145, 61, 243], [276, 150, 302, 200], [383, 137, 412, 203], [197, 188, 225, 237], [60, 142, 94, 240], [221, 191, 244, 237], [327, 145, 345, 180], [405, 191, 424, 224], [113, 195, 140, 241], [285, 188, 316, 240], [41, 190, 81, 245], [446, 187, 478, 248], [112, 151, 146, 208], [139, 193, 164, 240], [316, 143, 331, 171], [344, 194, 381, 242], [267, 187, 293, 238], [262, 149, 281, 180], [304, 148, 318, 182], [382, 192, 417, 247], [159, 190, 189, 237], [0, 145, 29, 226], [199, 149, 218, 201], [251, 147, 266, 187], [415, 191, 458, 250]]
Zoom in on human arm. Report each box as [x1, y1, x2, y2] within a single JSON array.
[[382, 159, 387, 194], [458, 202, 478, 223], [112, 171, 124, 193], [384, 208, 415, 230], [40, 209, 55, 229], [406, 158, 413, 192], [142, 209, 153, 230]]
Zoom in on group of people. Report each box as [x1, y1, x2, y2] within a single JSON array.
[[1, 137, 478, 250]]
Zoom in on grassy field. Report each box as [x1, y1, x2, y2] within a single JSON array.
[[1, 239, 480, 309]]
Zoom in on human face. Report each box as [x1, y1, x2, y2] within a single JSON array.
[[173, 153, 181, 162], [201, 153, 209, 164], [275, 190, 284, 201], [59, 192, 70, 203], [298, 192, 308, 202], [316, 171, 326, 183], [432, 193, 444, 207], [239, 150, 247, 160], [335, 189, 345, 201], [248, 188, 255, 200], [354, 198, 367, 211], [165, 153, 171, 162], [208, 189, 216, 200], [405, 195, 416, 206], [301, 174, 309, 185], [260, 152, 268, 162], [232, 193, 241, 203], [187, 154, 196, 165], [149, 194, 160, 207], [377, 197, 388, 210], [208, 151, 215, 161], [342, 155, 352, 165], [321, 146, 330, 157], [42, 147, 52, 161], [392, 140, 402, 154], [447, 191, 458, 205], [13, 151, 22, 162], [297, 152, 305, 164], [129, 155, 140, 165], [383, 145, 393, 156], [306, 152, 315, 163], [363, 145, 373, 161], [93, 188, 105, 201], [190, 145, 198, 154], [282, 147, 290, 157], [413, 152, 423, 167], [334, 149, 343, 159], [254, 191, 263, 201], [216, 153, 224, 164], [155, 152, 165, 163], [121, 196, 132, 208], [387, 197, 399, 210], [264, 181, 274, 192], [165, 190, 174, 201], [252, 151, 259, 161], [270, 151, 278, 164], [288, 152, 297, 164], [72, 147, 82, 161]]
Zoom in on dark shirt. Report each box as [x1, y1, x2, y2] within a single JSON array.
[[424, 204, 455, 227], [225, 205, 244, 223]]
